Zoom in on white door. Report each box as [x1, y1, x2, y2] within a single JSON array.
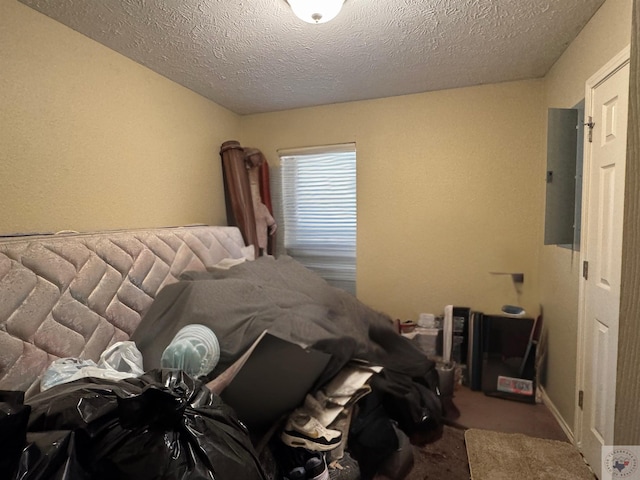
[[576, 47, 630, 478]]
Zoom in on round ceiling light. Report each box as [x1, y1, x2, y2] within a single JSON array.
[[287, 0, 345, 24]]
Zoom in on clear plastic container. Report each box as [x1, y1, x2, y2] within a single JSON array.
[[161, 324, 220, 378], [418, 313, 436, 328]]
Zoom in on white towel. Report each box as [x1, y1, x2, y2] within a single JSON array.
[[443, 305, 453, 364]]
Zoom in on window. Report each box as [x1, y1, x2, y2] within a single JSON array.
[[276, 143, 356, 294]]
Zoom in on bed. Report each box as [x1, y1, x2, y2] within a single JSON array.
[[0, 225, 443, 480], [0, 225, 252, 396]]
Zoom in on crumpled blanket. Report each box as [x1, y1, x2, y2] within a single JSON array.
[[131, 255, 442, 433]]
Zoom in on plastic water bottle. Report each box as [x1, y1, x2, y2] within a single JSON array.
[[161, 324, 220, 378]]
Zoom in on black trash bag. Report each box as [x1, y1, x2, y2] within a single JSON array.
[[17, 430, 91, 480], [0, 391, 31, 480], [19, 369, 267, 480]]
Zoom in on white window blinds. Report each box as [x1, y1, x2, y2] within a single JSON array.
[[278, 143, 356, 293]]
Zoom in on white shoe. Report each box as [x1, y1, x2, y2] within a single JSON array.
[[281, 413, 342, 451]]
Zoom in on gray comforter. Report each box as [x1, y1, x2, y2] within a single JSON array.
[[132, 255, 442, 437], [132, 255, 432, 384]]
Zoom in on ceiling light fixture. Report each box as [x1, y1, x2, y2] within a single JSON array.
[[287, 0, 345, 24]]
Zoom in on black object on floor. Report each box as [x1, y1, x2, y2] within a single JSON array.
[[480, 315, 538, 403], [16, 370, 267, 480]]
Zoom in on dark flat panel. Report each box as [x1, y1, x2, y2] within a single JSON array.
[[545, 108, 579, 245]]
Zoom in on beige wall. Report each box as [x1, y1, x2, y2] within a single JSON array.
[[540, 0, 632, 433], [616, 0, 639, 444], [240, 80, 545, 321], [0, 0, 239, 235], [4, 0, 635, 441]]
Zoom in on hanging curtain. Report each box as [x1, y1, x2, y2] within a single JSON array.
[[220, 140, 259, 257], [258, 151, 277, 256], [219, 141, 277, 257]]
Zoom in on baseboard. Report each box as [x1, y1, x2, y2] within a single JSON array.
[[539, 385, 575, 444]]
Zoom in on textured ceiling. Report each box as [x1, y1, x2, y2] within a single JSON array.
[[20, 0, 606, 115]]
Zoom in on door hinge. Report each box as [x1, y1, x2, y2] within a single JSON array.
[[585, 116, 595, 143], [583, 261, 589, 280], [578, 390, 584, 409]]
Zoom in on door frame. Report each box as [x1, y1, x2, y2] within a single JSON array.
[[574, 44, 631, 449]]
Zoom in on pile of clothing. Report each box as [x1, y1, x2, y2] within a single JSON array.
[[2, 255, 445, 480]]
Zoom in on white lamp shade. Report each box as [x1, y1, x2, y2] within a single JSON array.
[[287, 0, 345, 24]]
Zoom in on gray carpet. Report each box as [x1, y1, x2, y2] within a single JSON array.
[[465, 429, 596, 480]]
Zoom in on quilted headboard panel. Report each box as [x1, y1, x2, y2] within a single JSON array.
[[0, 225, 250, 394]]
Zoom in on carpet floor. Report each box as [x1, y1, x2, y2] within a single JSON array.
[[403, 386, 583, 479], [465, 429, 595, 480], [407, 425, 470, 479]]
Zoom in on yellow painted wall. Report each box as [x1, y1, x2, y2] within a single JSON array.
[[3, 0, 633, 440], [0, 0, 239, 235], [240, 80, 545, 321], [541, 0, 632, 433], [616, 0, 640, 444]]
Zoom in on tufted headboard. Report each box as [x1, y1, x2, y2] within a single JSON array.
[[0, 225, 251, 395]]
